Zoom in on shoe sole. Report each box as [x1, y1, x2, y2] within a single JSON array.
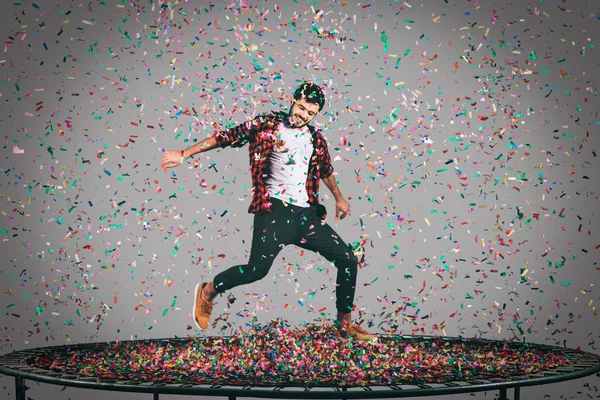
[[193, 282, 207, 331]]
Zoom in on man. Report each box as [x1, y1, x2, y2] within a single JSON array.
[[162, 82, 374, 340]]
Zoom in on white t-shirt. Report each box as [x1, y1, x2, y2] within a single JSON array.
[[266, 123, 314, 207]]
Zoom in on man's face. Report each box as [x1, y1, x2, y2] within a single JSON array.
[[289, 97, 320, 128]]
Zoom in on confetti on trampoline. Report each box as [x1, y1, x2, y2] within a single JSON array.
[[28, 320, 575, 387]]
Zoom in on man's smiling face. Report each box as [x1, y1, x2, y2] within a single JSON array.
[[288, 97, 320, 128]]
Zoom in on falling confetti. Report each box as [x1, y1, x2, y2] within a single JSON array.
[[0, 1, 598, 399]]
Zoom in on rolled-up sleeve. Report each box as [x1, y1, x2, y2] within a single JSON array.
[[318, 137, 334, 179], [213, 118, 257, 148]]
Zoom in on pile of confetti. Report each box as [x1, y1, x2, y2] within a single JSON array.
[[28, 320, 574, 387]]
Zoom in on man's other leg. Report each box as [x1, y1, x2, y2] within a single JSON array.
[[295, 220, 358, 316], [296, 219, 375, 340]]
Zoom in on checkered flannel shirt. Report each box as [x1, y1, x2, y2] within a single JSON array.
[[212, 111, 334, 219]]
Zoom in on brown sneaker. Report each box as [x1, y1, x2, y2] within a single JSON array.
[[193, 282, 213, 331], [347, 324, 376, 341]]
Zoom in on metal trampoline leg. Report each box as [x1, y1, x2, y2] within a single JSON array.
[[228, 396, 236, 400], [153, 393, 159, 400], [499, 387, 508, 400], [15, 377, 26, 400], [342, 386, 348, 400], [514, 387, 520, 400]]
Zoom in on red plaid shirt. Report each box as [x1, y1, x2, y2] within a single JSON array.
[[212, 111, 334, 219]]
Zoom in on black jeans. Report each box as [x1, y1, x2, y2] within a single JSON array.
[[212, 197, 358, 314]]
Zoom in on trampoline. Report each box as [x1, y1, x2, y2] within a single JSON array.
[[1, 320, 599, 400]]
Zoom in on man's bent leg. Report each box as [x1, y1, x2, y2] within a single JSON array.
[[194, 210, 294, 330], [212, 208, 297, 295], [292, 206, 377, 339]]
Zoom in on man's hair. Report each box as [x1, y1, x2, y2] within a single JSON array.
[[293, 82, 325, 111]]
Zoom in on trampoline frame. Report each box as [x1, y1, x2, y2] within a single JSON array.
[[1, 335, 599, 400]]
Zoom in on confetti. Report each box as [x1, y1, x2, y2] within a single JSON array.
[[0, 5, 597, 400], [21, 320, 579, 387]]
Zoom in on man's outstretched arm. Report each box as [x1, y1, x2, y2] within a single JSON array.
[[161, 136, 219, 169], [161, 115, 260, 170], [184, 136, 220, 159]]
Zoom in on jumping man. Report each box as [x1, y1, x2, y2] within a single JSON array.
[[161, 82, 374, 340]]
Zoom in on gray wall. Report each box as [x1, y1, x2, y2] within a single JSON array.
[[1, 0, 598, 399]]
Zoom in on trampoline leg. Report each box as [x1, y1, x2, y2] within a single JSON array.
[[499, 387, 508, 400], [228, 397, 236, 400], [514, 387, 520, 400], [342, 386, 348, 400], [153, 393, 159, 400], [15, 377, 26, 400]]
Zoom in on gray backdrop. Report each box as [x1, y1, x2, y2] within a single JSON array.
[[1, 0, 598, 399]]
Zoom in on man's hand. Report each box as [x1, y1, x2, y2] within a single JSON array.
[[335, 198, 351, 220], [161, 150, 185, 170]]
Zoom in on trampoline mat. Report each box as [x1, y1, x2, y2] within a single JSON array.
[[25, 320, 576, 387]]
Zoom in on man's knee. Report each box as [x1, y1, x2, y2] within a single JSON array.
[[247, 262, 272, 281], [340, 251, 358, 275], [347, 249, 359, 266]]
